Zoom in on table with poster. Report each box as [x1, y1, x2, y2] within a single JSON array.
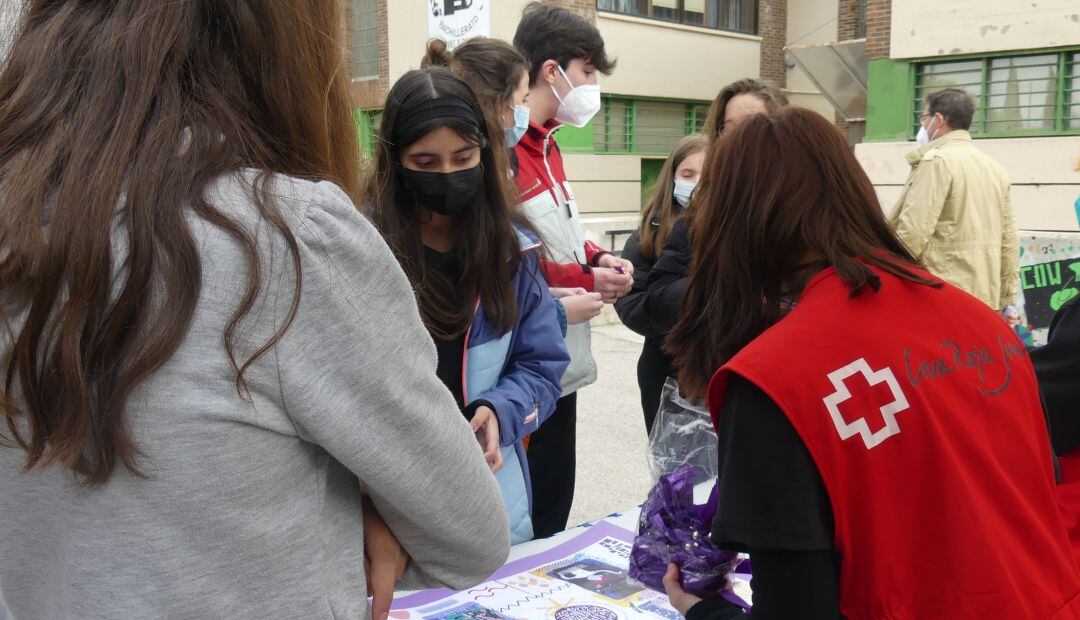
[[390, 492, 752, 620]]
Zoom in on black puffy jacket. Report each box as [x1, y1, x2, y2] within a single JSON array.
[[614, 215, 692, 433]]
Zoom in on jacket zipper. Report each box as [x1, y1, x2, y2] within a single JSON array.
[[459, 240, 541, 409], [541, 125, 584, 264], [460, 297, 482, 407]]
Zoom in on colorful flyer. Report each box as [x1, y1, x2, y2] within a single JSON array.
[[390, 521, 751, 620]]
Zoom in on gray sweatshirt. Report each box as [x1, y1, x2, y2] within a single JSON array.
[[0, 172, 510, 619]]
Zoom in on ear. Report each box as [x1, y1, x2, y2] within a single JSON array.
[[541, 59, 560, 85]]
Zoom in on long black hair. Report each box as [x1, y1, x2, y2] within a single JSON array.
[[367, 67, 525, 338]]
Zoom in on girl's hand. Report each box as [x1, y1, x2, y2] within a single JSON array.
[[362, 497, 410, 620], [470, 406, 503, 473], [662, 563, 703, 617], [592, 267, 633, 302], [559, 292, 604, 324], [549, 287, 588, 299], [598, 253, 635, 277]]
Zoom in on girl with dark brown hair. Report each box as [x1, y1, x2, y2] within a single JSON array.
[[661, 108, 1080, 619], [700, 77, 788, 142], [423, 38, 604, 328], [367, 67, 569, 546], [615, 134, 706, 433], [0, 2, 509, 617], [422, 38, 532, 150], [625, 78, 786, 436]]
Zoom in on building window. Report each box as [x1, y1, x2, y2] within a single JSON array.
[[350, 0, 379, 79], [594, 99, 631, 152], [1067, 52, 1080, 130], [592, 96, 711, 154], [856, 0, 867, 39], [693, 102, 711, 132], [596, 0, 757, 35], [913, 48, 1080, 138]]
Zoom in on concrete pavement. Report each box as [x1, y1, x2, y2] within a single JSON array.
[[566, 322, 655, 528]]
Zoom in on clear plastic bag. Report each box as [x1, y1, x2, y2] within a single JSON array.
[[647, 377, 717, 484]]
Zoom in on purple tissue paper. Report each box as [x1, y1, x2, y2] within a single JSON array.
[[628, 465, 738, 598]]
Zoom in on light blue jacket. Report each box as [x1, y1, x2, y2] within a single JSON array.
[[463, 229, 569, 543]]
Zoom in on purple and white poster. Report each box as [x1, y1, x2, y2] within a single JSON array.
[[390, 521, 752, 620]]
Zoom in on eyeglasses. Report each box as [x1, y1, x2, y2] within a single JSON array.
[[919, 113, 934, 120]]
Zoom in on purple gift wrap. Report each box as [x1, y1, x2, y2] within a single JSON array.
[[628, 465, 739, 598]]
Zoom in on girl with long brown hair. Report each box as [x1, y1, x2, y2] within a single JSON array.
[[700, 78, 788, 143], [661, 108, 1080, 619], [367, 67, 569, 545], [622, 78, 785, 436], [422, 38, 531, 151], [422, 38, 605, 330], [615, 134, 706, 433], [0, 2, 509, 617]]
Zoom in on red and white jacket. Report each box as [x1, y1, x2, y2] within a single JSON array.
[[514, 120, 611, 291], [513, 120, 606, 394]]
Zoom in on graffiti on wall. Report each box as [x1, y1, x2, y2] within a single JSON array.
[[1015, 233, 1080, 345]]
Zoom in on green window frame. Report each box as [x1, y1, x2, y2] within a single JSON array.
[[911, 47, 1080, 139], [592, 95, 711, 155]]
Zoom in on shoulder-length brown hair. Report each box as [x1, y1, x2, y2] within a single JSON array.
[[0, 0, 358, 485], [638, 135, 706, 259], [368, 68, 525, 339], [701, 78, 788, 141], [666, 108, 936, 399], [422, 38, 529, 149]]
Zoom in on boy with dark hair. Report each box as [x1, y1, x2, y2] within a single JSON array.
[[512, 2, 632, 538]]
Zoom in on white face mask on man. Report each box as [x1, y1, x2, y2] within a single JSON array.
[[550, 65, 601, 128], [916, 113, 940, 147]]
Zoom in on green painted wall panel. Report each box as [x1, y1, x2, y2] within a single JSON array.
[[640, 158, 664, 208], [356, 109, 371, 154], [556, 121, 596, 152], [866, 59, 914, 142]]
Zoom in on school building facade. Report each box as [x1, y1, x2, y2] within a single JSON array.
[[852, 0, 1080, 339], [346, 0, 858, 245], [854, 0, 1080, 233]]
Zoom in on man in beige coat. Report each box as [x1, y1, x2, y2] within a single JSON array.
[[890, 88, 1019, 311]]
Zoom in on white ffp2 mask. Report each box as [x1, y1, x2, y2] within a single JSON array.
[[551, 65, 601, 128]]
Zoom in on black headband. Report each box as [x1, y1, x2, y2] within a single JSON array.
[[392, 96, 483, 147]]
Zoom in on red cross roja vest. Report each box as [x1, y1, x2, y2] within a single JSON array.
[[708, 264, 1080, 619]]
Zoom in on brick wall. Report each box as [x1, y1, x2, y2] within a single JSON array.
[[758, 0, 787, 89], [837, 0, 863, 40], [836, 0, 867, 139], [349, 0, 390, 110], [865, 0, 891, 60]]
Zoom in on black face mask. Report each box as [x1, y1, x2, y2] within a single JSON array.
[[402, 166, 483, 216]]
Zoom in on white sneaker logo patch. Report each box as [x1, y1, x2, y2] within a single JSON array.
[[822, 358, 910, 450]]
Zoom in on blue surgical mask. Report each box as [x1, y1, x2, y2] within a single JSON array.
[[673, 180, 696, 208], [504, 105, 530, 148]]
